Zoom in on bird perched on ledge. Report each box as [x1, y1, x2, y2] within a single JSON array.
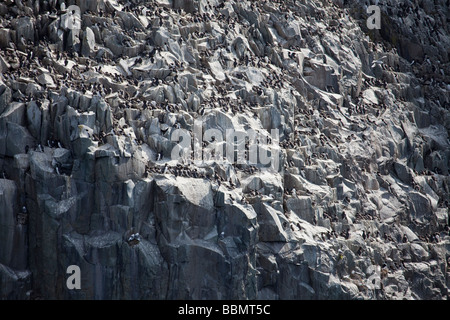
[[127, 233, 141, 246]]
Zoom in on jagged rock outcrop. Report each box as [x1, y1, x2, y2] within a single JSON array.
[[0, 0, 449, 300]]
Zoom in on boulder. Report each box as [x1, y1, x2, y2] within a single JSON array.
[[173, 0, 197, 13], [81, 27, 96, 57], [253, 201, 288, 242], [394, 161, 413, 185], [0, 28, 11, 48], [0, 55, 10, 73], [36, 73, 56, 88], [26, 101, 42, 140], [409, 243, 429, 262], [1, 102, 26, 125], [0, 121, 35, 157], [117, 11, 144, 30], [29, 150, 55, 180], [286, 196, 315, 224], [0, 179, 27, 271], [408, 192, 433, 223], [12, 16, 34, 43], [53, 148, 72, 167], [0, 264, 31, 299], [0, 85, 12, 115]]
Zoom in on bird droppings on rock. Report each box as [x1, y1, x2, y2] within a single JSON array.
[[0, 0, 449, 300]]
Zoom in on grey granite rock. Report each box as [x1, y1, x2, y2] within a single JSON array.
[[0, 0, 448, 301], [81, 27, 96, 57]]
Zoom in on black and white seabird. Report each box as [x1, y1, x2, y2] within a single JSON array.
[[128, 233, 141, 243]]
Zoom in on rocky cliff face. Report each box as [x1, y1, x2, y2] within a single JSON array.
[[0, 0, 449, 300]]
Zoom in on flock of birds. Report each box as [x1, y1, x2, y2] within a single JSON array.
[[0, 0, 448, 257]]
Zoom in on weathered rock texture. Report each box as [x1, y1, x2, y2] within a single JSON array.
[[0, 0, 449, 300]]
